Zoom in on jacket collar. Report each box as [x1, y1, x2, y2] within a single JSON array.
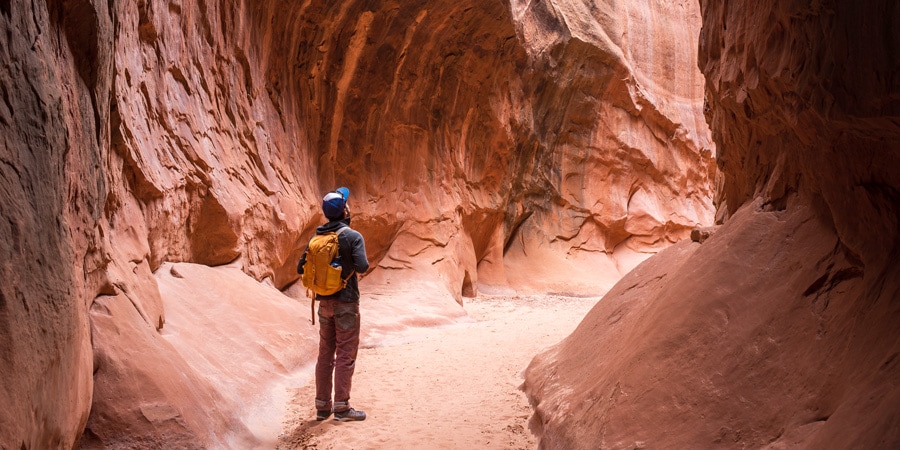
[[317, 218, 349, 233]]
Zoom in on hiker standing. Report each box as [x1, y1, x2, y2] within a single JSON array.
[[297, 187, 370, 421]]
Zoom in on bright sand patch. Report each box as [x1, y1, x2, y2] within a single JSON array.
[[276, 294, 598, 449]]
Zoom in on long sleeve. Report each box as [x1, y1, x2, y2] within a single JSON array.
[[349, 232, 369, 274], [297, 244, 309, 274]]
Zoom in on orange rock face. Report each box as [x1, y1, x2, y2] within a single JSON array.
[[0, 1, 113, 447], [524, 0, 900, 448], [0, 0, 713, 447], [501, 0, 715, 295]]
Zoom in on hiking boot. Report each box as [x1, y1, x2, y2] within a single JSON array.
[[333, 408, 366, 422], [316, 409, 332, 421]]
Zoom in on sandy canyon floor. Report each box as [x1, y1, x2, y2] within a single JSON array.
[[275, 294, 598, 449]]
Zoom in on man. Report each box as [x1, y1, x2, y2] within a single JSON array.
[[297, 187, 370, 421]]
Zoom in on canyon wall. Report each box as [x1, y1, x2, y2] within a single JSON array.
[[524, 0, 900, 448], [0, 1, 113, 447], [0, 0, 713, 447]]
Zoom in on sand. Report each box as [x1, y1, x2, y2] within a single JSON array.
[[276, 294, 599, 449]]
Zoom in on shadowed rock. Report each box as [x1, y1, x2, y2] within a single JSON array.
[[523, 0, 900, 448]]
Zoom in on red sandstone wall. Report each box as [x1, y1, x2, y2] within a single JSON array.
[[0, 0, 713, 447], [0, 1, 113, 446], [523, 1, 900, 448]]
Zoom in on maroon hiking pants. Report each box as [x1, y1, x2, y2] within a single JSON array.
[[315, 300, 360, 413]]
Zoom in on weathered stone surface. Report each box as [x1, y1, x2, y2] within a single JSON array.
[[82, 262, 318, 448], [105, 0, 713, 303], [504, 0, 715, 293], [690, 225, 718, 243], [524, 0, 900, 447], [0, 1, 113, 447], [83, 291, 236, 449], [526, 199, 900, 448]]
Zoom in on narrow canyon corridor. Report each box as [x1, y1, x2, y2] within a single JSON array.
[[2, 0, 898, 448], [277, 295, 598, 449]]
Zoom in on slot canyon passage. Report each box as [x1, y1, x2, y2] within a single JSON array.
[[0, 0, 898, 448]]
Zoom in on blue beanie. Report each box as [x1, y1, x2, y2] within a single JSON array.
[[322, 187, 349, 220]]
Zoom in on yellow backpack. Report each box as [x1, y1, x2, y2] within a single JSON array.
[[301, 228, 352, 296]]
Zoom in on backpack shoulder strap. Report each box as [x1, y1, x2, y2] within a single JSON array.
[[308, 227, 344, 246], [313, 226, 349, 238]]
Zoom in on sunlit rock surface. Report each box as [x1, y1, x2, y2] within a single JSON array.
[[524, 0, 900, 448], [0, 0, 713, 447]]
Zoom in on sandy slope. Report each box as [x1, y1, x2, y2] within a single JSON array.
[[276, 294, 598, 449]]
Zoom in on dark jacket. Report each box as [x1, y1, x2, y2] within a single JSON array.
[[297, 218, 369, 302]]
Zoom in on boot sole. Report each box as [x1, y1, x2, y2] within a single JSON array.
[[333, 415, 366, 422]]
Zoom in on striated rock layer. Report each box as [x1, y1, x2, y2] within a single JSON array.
[[0, 0, 713, 447], [524, 0, 900, 448]]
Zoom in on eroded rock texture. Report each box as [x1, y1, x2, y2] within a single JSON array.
[[502, 0, 714, 294], [0, 0, 713, 447], [0, 1, 113, 447], [524, 1, 900, 448]]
